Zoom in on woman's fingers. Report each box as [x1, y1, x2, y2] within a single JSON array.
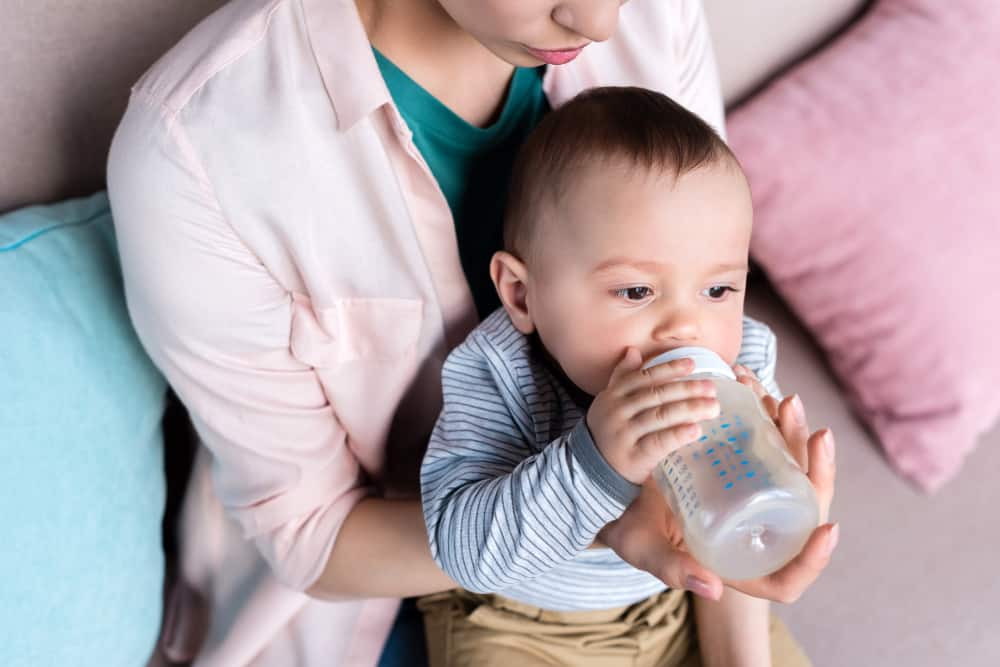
[[603, 481, 724, 601], [729, 522, 839, 604], [776, 394, 809, 470], [735, 369, 779, 420], [659, 549, 724, 602], [732, 427, 836, 603], [775, 398, 835, 521], [734, 365, 764, 395], [806, 429, 836, 524], [623, 513, 723, 599], [761, 394, 780, 421]]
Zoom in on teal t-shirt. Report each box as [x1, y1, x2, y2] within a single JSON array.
[[373, 48, 550, 320]]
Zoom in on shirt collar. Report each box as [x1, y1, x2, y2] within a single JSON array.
[[301, 0, 392, 131]]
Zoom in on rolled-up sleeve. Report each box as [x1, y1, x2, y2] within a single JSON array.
[[107, 94, 367, 591]]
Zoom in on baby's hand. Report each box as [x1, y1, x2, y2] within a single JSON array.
[[586, 347, 720, 485]]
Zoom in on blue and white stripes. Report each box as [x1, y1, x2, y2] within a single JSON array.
[[422, 308, 779, 610]]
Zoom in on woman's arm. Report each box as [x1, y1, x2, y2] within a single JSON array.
[[109, 95, 436, 599], [308, 498, 454, 599], [693, 589, 772, 667]]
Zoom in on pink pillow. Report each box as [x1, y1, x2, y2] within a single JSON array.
[[726, 0, 1000, 492]]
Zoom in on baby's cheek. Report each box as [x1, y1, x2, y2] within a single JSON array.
[[572, 351, 620, 395], [590, 363, 618, 395], [718, 332, 745, 367], [721, 311, 748, 365], [566, 358, 609, 396]]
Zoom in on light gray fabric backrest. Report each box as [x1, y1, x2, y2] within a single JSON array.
[[0, 0, 870, 215], [0, 0, 226, 214], [703, 0, 869, 105]]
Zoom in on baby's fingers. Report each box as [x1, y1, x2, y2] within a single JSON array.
[[622, 379, 717, 418], [608, 347, 645, 385], [614, 357, 696, 396], [631, 398, 720, 458]]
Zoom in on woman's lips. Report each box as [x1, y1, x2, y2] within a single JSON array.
[[525, 45, 586, 66]]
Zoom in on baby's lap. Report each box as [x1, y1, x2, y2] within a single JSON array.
[[416, 589, 812, 667], [418, 589, 693, 667]]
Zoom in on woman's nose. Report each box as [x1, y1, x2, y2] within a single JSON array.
[[653, 307, 701, 344], [551, 0, 623, 44]]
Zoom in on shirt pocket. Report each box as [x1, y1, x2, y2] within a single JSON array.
[[289, 293, 423, 368]]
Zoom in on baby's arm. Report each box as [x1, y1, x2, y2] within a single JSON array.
[[693, 589, 771, 667], [420, 333, 638, 593]]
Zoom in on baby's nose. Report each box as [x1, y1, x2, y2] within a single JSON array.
[[653, 308, 701, 343]]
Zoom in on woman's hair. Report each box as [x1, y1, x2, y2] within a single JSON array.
[[503, 86, 739, 260]]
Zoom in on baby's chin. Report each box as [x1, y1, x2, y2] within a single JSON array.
[[559, 365, 606, 398]]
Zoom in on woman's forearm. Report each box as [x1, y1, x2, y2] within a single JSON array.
[[693, 588, 771, 667], [306, 497, 455, 599]]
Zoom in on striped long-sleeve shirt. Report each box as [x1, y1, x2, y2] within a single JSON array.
[[421, 308, 780, 611]]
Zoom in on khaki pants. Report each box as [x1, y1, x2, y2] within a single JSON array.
[[417, 589, 811, 667]]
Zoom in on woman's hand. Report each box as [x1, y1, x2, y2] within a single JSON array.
[[728, 366, 838, 601], [599, 477, 725, 600], [599, 370, 838, 604]]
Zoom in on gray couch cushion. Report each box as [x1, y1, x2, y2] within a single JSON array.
[[703, 0, 869, 105], [1, 0, 868, 213], [0, 0, 225, 213]]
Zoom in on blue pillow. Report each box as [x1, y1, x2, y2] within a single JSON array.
[[0, 192, 167, 666]]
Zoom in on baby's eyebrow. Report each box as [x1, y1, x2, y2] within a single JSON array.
[[711, 262, 750, 273], [590, 259, 749, 275], [590, 258, 667, 275]]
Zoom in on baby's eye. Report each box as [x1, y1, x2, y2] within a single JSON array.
[[704, 285, 736, 300], [612, 286, 654, 302]]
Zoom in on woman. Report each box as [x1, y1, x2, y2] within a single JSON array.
[[108, 1, 837, 665]]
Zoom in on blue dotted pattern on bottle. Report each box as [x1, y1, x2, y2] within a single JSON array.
[[662, 411, 775, 520]]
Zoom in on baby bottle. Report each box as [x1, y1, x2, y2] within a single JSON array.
[[645, 347, 819, 580]]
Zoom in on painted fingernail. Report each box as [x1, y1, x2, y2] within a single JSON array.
[[823, 430, 836, 462], [791, 394, 805, 425], [685, 575, 717, 600], [825, 523, 840, 556]]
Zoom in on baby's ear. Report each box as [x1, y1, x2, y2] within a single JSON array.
[[489, 251, 535, 335]]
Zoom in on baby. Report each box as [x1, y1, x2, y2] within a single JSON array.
[[419, 87, 805, 667]]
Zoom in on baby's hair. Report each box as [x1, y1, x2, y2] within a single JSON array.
[[503, 86, 739, 261]]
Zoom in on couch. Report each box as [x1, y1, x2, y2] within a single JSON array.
[[3, 1, 997, 666]]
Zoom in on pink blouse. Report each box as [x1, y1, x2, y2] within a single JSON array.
[[107, 0, 725, 664]]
